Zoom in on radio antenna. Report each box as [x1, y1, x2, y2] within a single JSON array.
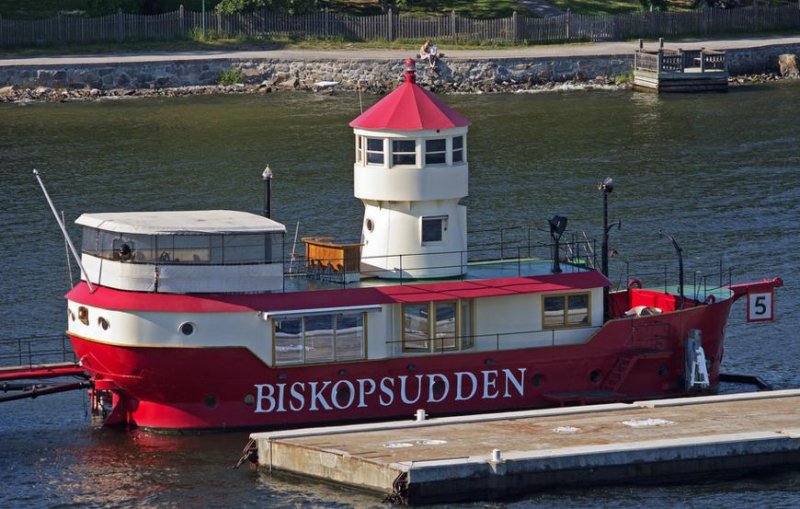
[[33, 169, 95, 293]]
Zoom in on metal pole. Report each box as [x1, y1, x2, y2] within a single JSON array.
[[598, 177, 613, 322], [33, 170, 94, 293], [262, 165, 273, 218], [659, 231, 684, 309]]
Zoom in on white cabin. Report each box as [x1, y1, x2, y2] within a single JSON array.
[[76, 210, 286, 293]]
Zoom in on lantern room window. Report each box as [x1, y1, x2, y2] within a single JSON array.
[[366, 137, 384, 165], [392, 139, 416, 166], [425, 139, 446, 165], [452, 136, 464, 163]]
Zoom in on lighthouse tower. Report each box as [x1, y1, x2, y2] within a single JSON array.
[[350, 59, 471, 279]]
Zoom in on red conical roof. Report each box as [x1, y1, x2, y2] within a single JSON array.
[[349, 59, 471, 131]]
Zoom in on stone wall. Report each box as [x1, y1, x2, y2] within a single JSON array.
[[0, 42, 798, 96]]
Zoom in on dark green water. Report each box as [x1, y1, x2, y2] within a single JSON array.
[[1, 84, 799, 507]]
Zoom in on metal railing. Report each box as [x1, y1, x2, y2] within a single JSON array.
[[0, 334, 76, 368]]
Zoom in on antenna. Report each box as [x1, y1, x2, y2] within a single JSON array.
[[33, 170, 95, 293]]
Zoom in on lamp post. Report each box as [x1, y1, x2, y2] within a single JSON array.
[[598, 177, 613, 322], [549, 215, 568, 274], [262, 165, 273, 219], [659, 230, 685, 309]]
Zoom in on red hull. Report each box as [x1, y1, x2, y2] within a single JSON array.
[[69, 293, 733, 431]]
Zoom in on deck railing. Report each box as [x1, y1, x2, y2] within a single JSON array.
[[0, 334, 76, 368]]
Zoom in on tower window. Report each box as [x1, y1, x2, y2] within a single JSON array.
[[392, 140, 416, 166], [425, 139, 446, 165], [452, 136, 464, 163], [366, 138, 384, 165], [422, 216, 446, 243]]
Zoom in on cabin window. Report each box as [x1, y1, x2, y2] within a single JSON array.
[[402, 300, 473, 353], [421, 216, 446, 243], [425, 139, 446, 165], [273, 312, 366, 366], [542, 293, 591, 329], [452, 136, 464, 163], [392, 139, 416, 166], [366, 138, 384, 165], [80, 232, 284, 265]]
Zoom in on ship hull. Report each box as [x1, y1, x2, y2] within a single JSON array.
[[69, 297, 732, 431]]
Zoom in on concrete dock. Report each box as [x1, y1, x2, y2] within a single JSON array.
[[249, 390, 800, 505]]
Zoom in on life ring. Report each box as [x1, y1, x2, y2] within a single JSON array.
[[704, 294, 716, 305], [627, 278, 642, 289]]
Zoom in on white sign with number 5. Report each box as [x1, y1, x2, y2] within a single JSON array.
[[747, 291, 774, 322]]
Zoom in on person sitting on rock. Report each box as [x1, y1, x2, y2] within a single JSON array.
[[419, 38, 439, 69]]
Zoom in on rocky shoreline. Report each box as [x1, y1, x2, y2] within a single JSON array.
[[0, 71, 795, 104]]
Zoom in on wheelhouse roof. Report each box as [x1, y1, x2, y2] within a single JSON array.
[[75, 210, 286, 235]]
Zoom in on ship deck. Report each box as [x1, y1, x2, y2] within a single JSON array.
[[249, 389, 800, 504]]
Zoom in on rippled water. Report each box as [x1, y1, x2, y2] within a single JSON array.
[[1, 83, 799, 507]]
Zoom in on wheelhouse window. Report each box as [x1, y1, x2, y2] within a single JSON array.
[[273, 312, 366, 366], [452, 136, 464, 163], [392, 139, 416, 166], [366, 137, 384, 165], [542, 293, 591, 329], [402, 300, 473, 353], [425, 139, 446, 165], [83, 228, 283, 265], [421, 216, 446, 243]]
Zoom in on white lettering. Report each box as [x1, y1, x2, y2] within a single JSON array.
[[254, 384, 276, 413], [308, 381, 332, 411], [357, 378, 376, 408], [379, 377, 395, 406], [482, 370, 499, 399], [254, 368, 529, 414], [455, 371, 478, 401], [289, 382, 306, 412], [275, 383, 287, 412], [399, 375, 423, 405], [503, 368, 526, 398], [332, 380, 356, 410], [427, 373, 449, 403]]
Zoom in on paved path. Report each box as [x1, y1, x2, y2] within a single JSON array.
[[516, 0, 564, 18], [1, 35, 799, 68]]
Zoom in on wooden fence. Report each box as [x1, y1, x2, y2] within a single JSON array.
[[1, 5, 799, 49]]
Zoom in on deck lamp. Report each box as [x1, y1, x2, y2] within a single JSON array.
[[659, 230, 685, 310], [262, 165, 273, 219], [549, 215, 568, 274], [597, 177, 616, 322]]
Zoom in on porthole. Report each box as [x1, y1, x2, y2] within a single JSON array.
[[77, 306, 89, 326], [531, 374, 545, 387], [589, 369, 602, 384], [365, 218, 374, 232], [431, 380, 446, 396], [97, 317, 109, 331], [179, 322, 195, 336], [243, 394, 255, 406], [204, 394, 218, 409]]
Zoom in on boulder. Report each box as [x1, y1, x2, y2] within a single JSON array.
[[778, 54, 799, 78]]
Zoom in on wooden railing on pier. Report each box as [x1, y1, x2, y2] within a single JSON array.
[[633, 38, 728, 92]]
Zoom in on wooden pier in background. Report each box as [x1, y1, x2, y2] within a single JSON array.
[[634, 38, 728, 92], [250, 389, 800, 505]]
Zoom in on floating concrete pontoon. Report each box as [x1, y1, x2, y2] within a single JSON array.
[[249, 389, 800, 505]]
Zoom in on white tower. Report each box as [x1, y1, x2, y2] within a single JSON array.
[[350, 59, 471, 279]]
